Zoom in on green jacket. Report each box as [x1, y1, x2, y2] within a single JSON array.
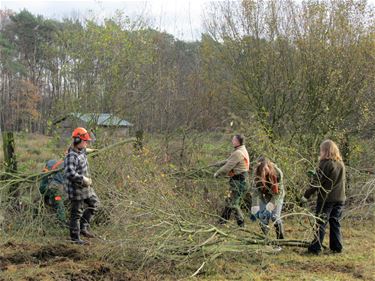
[[252, 166, 285, 207], [304, 159, 346, 203], [39, 160, 65, 195]]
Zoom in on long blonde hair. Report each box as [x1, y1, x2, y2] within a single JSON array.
[[319, 140, 343, 161]]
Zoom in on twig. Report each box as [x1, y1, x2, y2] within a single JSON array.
[[190, 261, 206, 278]]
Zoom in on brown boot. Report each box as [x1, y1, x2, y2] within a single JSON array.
[[81, 229, 95, 238]]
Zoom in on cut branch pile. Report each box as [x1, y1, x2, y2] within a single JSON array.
[[0, 137, 374, 277]]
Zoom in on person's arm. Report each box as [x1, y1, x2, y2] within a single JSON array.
[[215, 151, 240, 177], [251, 184, 261, 208], [270, 167, 284, 207], [250, 180, 261, 220], [39, 176, 50, 194], [303, 174, 319, 200], [64, 154, 84, 184], [213, 160, 227, 167], [53, 170, 66, 185], [303, 161, 333, 200]]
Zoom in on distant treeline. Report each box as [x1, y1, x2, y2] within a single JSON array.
[[0, 1, 374, 146]]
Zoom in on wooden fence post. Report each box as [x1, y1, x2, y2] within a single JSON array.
[[2, 131, 19, 200]]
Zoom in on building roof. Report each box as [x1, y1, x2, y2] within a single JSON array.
[[73, 113, 133, 127], [56, 113, 133, 127]]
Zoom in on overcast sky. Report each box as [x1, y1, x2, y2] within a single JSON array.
[[0, 0, 216, 41], [1, 0, 374, 41]]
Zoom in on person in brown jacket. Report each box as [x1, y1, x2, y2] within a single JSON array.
[[301, 139, 346, 254], [214, 134, 250, 227]]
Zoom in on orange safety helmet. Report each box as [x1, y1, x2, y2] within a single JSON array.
[[72, 127, 92, 141]]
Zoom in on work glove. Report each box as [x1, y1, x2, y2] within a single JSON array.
[[82, 176, 92, 187], [266, 202, 275, 212], [250, 206, 260, 222], [299, 196, 308, 207], [86, 148, 98, 153], [251, 206, 260, 214]]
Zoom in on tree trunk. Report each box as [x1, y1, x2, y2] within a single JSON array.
[[2, 131, 17, 174], [2, 131, 19, 200]]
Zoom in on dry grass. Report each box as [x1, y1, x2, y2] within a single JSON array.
[[0, 220, 373, 281], [0, 133, 374, 280], [200, 221, 375, 281], [0, 133, 63, 173]]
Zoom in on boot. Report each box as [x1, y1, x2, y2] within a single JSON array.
[[81, 229, 95, 238], [71, 238, 89, 245], [275, 222, 285, 239], [260, 222, 270, 236], [80, 220, 95, 238], [237, 220, 245, 227], [70, 231, 89, 245], [218, 207, 231, 224]]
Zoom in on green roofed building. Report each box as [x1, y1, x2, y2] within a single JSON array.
[[53, 113, 133, 145]]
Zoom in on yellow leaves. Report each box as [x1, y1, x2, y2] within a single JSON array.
[[9, 80, 41, 122], [142, 147, 150, 156]]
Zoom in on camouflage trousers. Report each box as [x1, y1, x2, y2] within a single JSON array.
[[69, 193, 100, 238], [220, 176, 249, 226], [44, 183, 66, 223]]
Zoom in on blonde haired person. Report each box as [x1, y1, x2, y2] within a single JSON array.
[[301, 140, 346, 254]]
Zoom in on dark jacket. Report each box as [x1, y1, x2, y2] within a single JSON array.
[[304, 159, 346, 203], [64, 146, 95, 200], [40, 160, 65, 195]]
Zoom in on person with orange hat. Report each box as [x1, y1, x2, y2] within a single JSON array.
[[64, 127, 100, 244]]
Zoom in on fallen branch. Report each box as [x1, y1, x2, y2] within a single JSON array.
[[0, 137, 137, 187]]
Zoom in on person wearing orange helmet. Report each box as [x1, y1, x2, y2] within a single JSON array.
[[64, 127, 100, 244]]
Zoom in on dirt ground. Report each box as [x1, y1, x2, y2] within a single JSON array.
[[0, 220, 374, 281], [0, 241, 160, 281]]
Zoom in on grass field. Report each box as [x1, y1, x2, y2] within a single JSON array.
[[0, 133, 63, 173], [0, 133, 374, 280]]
